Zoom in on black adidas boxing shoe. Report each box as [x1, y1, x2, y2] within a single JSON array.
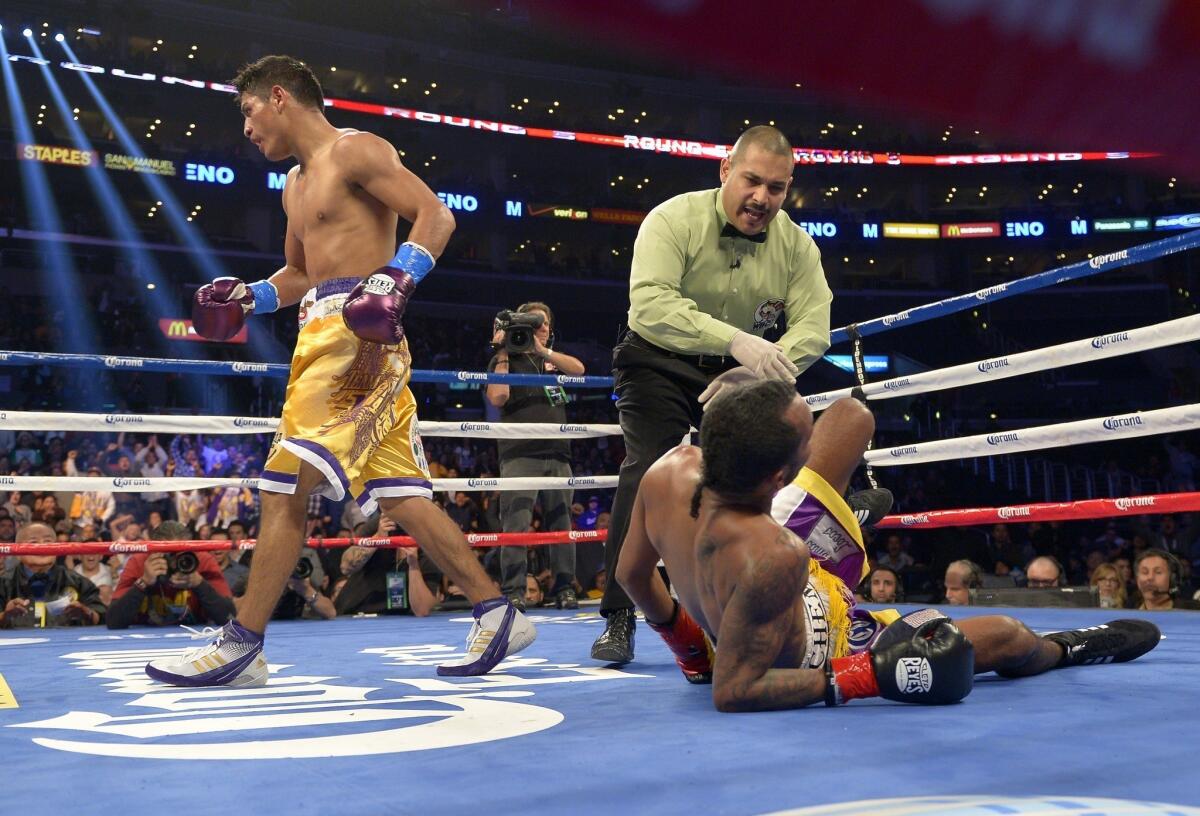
[[847, 488, 894, 529], [1044, 619, 1161, 667]]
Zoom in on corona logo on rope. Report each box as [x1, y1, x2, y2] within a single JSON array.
[[233, 418, 274, 428], [1091, 331, 1131, 350], [456, 372, 488, 382], [977, 357, 1011, 374], [986, 433, 1020, 446], [882, 310, 911, 326], [900, 514, 930, 525], [466, 478, 498, 488], [890, 446, 919, 458], [1115, 496, 1156, 511], [104, 415, 144, 425], [458, 423, 491, 432], [109, 542, 148, 553], [1103, 415, 1145, 431], [998, 506, 1032, 519], [882, 378, 911, 391], [103, 356, 144, 368], [231, 362, 269, 373], [555, 375, 586, 385], [974, 283, 1009, 300], [466, 533, 500, 544], [1089, 249, 1130, 269], [567, 477, 597, 486], [558, 424, 587, 433], [111, 478, 151, 488]]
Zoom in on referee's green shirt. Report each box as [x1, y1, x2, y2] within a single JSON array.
[[627, 188, 832, 373]]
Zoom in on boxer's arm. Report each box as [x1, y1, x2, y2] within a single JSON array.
[[613, 481, 674, 625], [266, 183, 310, 309], [711, 538, 825, 712], [335, 132, 455, 258]]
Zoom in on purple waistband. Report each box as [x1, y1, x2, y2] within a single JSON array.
[[315, 277, 361, 300]]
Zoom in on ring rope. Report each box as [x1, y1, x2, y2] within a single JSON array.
[[829, 228, 1200, 343], [865, 403, 1200, 466], [0, 528, 606, 557], [0, 412, 622, 438], [0, 475, 618, 493], [808, 313, 1200, 410], [876, 491, 1200, 529]]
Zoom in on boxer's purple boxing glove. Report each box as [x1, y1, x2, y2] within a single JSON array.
[[192, 277, 278, 341], [343, 242, 435, 345]]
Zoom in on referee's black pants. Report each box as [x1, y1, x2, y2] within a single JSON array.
[[600, 334, 727, 614]]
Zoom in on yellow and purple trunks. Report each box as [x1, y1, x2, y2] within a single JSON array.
[[260, 277, 432, 516]]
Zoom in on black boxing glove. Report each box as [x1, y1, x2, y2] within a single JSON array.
[[825, 608, 974, 705]]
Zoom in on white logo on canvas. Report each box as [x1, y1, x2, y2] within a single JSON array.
[[10, 644, 649, 759], [895, 657, 932, 694]]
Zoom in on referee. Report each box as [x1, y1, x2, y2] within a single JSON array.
[[592, 125, 833, 663]]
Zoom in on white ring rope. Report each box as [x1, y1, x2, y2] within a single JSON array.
[[866, 403, 1200, 466], [0, 413, 621, 439], [806, 313, 1200, 410], [0, 475, 618, 493]]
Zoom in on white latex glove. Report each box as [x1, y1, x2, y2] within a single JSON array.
[[728, 331, 799, 382], [698, 366, 761, 410]]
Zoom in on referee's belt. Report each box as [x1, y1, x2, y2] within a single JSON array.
[[625, 331, 741, 374]]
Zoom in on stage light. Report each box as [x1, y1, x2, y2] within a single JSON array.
[[23, 28, 33, 37], [54, 33, 63, 42]]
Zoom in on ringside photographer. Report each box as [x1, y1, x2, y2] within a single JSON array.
[[107, 521, 237, 629], [487, 302, 586, 610]]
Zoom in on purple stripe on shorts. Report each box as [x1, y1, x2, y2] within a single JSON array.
[[285, 437, 350, 493], [364, 477, 433, 492], [261, 469, 297, 485], [315, 277, 361, 300]]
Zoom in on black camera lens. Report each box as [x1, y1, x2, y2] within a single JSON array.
[[168, 551, 199, 575], [293, 557, 313, 580]]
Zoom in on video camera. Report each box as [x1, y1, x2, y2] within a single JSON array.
[[494, 309, 545, 354], [293, 556, 314, 581]]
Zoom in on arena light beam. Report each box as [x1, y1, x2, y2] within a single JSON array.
[[30, 35, 212, 411], [1, 29, 100, 354], [57, 37, 287, 370]]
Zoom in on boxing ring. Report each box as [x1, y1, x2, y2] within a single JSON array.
[[2, 228, 1200, 814]]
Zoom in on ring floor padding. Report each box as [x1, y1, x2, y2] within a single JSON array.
[[1, 605, 1195, 815]]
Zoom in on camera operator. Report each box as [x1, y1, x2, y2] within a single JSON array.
[[108, 521, 236, 629], [0, 522, 104, 629], [486, 302, 586, 610], [240, 545, 336, 620]]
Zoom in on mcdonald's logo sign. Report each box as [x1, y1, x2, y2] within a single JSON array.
[[940, 222, 1000, 238], [157, 318, 248, 344]]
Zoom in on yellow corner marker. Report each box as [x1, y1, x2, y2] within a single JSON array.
[[0, 673, 18, 709]]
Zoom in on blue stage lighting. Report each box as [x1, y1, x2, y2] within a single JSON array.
[[22, 27, 32, 37], [54, 32, 63, 42]]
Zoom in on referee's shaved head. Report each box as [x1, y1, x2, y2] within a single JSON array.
[[729, 125, 794, 166]]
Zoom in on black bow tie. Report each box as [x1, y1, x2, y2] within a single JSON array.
[[721, 223, 767, 244]]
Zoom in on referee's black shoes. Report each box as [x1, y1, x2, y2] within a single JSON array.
[[591, 607, 636, 664]]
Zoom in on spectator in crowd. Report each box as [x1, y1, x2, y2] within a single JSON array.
[[136, 435, 170, 518], [876, 533, 914, 572], [524, 573, 544, 608], [200, 435, 231, 476], [175, 488, 207, 531], [1112, 555, 1134, 597], [944, 559, 982, 605], [207, 530, 249, 597], [67, 465, 115, 533], [0, 522, 104, 628], [1089, 562, 1126, 610], [576, 496, 601, 531], [240, 545, 336, 620], [107, 521, 237, 628], [988, 524, 1029, 578], [1025, 555, 1065, 588], [445, 492, 479, 533], [4, 492, 32, 526], [1131, 549, 1200, 611], [856, 566, 903, 604], [74, 553, 115, 606], [333, 517, 443, 617], [1141, 514, 1195, 560], [487, 301, 585, 612]]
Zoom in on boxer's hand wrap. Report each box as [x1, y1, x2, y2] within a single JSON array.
[[646, 599, 714, 684], [343, 242, 434, 345], [192, 277, 276, 341], [826, 610, 974, 706]]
